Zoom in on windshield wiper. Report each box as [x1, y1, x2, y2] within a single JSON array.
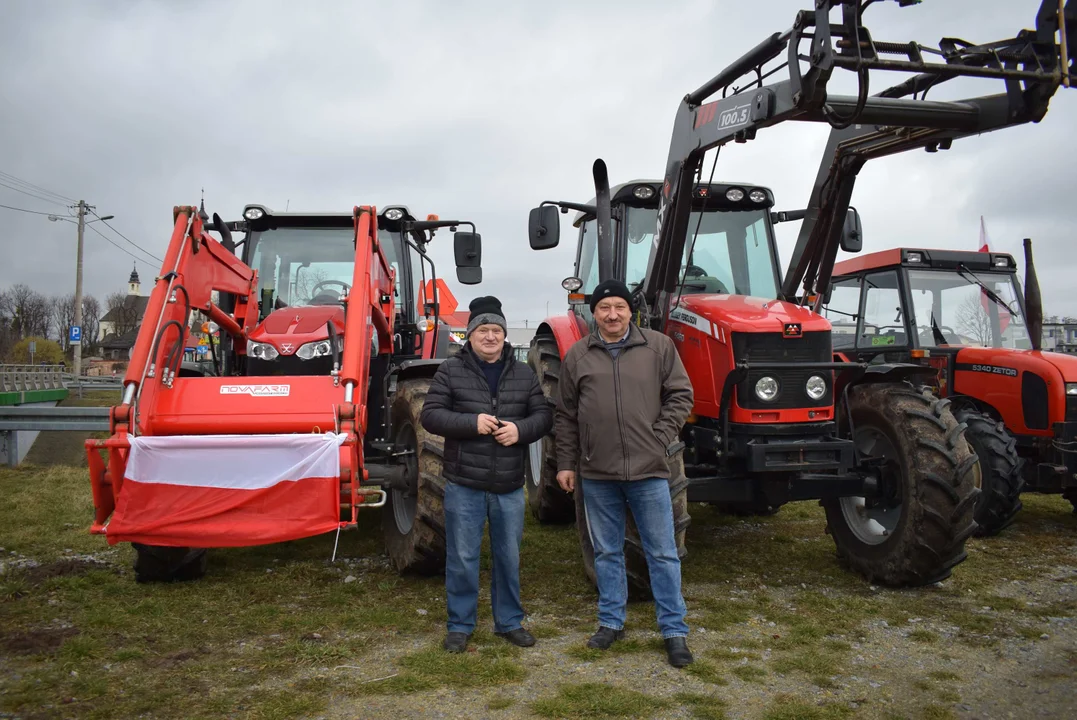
[[956, 265, 1018, 317]]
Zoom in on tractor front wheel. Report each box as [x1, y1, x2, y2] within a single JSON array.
[[132, 543, 208, 583], [953, 407, 1024, 536], [823, 382, 980, 587], [382, 378, 447, 576], [573, 446, 691, 601], [525, 336, 575, 524]]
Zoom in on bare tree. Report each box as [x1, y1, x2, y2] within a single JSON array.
[[105, 291, 142, 337], [82, 295, 101, 353], [51, 293, 77, 349], [0, 288, 14, 360], [956, 294, 993, 346], [7, 284, 51, 339]]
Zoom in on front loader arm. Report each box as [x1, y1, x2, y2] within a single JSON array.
[[643, 0, 1074, 329]]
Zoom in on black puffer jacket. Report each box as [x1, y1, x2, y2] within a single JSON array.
[[420, 343, 553, 493]]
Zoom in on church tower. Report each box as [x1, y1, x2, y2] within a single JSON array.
[[128, 264, 141, 296]]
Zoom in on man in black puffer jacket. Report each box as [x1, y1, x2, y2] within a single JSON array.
[[420, 296, 553, 654]]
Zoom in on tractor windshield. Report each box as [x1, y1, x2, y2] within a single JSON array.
[[624, 207, 780, 299], [906, 268, 1031, 349], [248, 225, 405, 311]]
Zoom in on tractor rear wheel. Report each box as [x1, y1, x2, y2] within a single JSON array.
[[953, 408, 1024, 536], [823, 382, 980, 587], [132, 543, 208, 583], [525, 336, 575, 524], [382, 378, 447, 576], [573, 446, 691, 601]]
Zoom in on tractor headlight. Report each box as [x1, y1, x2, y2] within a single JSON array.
[[755, 376, 779, 402], [725, 187, 745, 202], [1066, 383, 1077, 396], [247, 340, 278, 360], [748, 189, 767, 203], [806, 375, 827, 400], [296, 337, 341, 360], [384, 208, 405, 220], [243, 207, 264, 221]]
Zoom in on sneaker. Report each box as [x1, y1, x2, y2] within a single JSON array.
[[586, 627, 625, 650], [443, 631, 470, 653], [495, 628, 537, 647], [664, 636, 694, 667]]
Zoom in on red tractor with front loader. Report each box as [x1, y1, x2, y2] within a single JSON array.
[[84, 201, 484, 582], [823, 239, 1077, 533], [525, 0, 1074, 595]]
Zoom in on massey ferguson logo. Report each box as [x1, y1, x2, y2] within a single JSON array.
[[783, 323, 803, 338], [279, 343, 294, 354], [220, 384, 291, 397]]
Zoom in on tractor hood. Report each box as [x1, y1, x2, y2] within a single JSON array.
[[247, 305, 346, 355], [1037, 349, 1077, 381], [670, 294, 830, 336], [956, 345, 1077, 383]]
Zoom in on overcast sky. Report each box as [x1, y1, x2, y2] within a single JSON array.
[[1, 0, 1075, 329]]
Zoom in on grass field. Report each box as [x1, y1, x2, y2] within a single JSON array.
[[1, 398, 1075, 719]]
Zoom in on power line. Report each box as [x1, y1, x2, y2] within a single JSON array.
[[0, 170, 76, 204], [86, 222, 162, 265], [0, 203, 57, 216], [87, 208, 162, 263], [0, 179, 68, 207]]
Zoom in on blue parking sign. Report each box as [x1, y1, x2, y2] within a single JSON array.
[[69, 325, 82, 344]]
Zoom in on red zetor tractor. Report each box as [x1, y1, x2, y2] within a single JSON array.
[[84, 202, 483, 582], [525, 0, 1073, 595], [824, 240, 1077, 532]]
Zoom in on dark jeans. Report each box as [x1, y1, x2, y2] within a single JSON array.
[[444, 481, 526, 635], [580, 477, 689, 639]]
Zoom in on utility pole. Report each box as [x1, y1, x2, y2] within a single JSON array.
[[73, 200, 86, 377]]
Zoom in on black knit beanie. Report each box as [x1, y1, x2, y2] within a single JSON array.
[[466, 296, 507, 337], [589, 279, 633, 313]]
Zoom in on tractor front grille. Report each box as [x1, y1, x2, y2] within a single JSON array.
[[731, 330, 833, 410]]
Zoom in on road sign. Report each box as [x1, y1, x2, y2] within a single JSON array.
[[28, 340, 36, 354], [69, 326, 82, 344]]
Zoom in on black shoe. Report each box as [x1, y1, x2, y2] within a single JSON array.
[[586, 627, 625, 650], [495, 628, 536, 647], [443, 631, 470, 653], [664, 637, 694, 667]]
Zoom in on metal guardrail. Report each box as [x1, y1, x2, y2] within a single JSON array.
[[0, 406, 111, 431], [0, 364, 67, 392]]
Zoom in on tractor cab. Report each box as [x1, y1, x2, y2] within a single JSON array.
[[826, 248, 1034, 358], [213, 204, 461, 377]]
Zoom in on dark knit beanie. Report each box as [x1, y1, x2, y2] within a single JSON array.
[[589, 279, 633, 313], [466, 295, 508, 337]]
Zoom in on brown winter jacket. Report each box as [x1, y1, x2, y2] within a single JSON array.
[[555, 324, 694, 481]]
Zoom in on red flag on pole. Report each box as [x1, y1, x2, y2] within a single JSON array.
[[977, 216, 1010, 333]]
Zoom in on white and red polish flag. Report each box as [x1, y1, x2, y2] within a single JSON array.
[[977, 215, 1011, 333], [105, 432, 347, 547]]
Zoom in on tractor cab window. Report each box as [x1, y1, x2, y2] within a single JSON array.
[[822, 278, 861, 349], [858, 271, 906, 350], [906, 269, 1030, 349], [624, 208, 780, 300], [249, 226, 357, 309], [576, 218, 600, 294]]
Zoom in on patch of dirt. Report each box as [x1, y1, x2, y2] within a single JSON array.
[[1, 627, 79, 655], [21, 558, 106, 584]]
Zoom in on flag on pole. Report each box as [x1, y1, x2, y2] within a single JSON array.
[[104, 432, 347, 547], [977, 216, 1010, 333], [978, 215, 990, 253]]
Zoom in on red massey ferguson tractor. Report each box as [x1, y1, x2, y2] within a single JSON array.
[[823, 240, 1077, 533], [524, 0, 1074, 595], [84, 202, 484, 582]]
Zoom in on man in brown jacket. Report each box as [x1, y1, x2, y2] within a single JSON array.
[[555, 279, 695, 668]]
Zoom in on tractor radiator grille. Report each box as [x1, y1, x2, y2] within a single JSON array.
[[730, 330, 833, 410]]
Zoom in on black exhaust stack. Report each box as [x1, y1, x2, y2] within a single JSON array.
[[593, 159, 615, 283], [1023, 237, 1043, 351]]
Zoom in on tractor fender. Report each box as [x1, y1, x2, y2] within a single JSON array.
[[537, 314, 586, 358], [392, 359, 445, 386], [836, 362, 939, 399]]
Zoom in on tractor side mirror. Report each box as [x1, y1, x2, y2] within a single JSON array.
[[454, 231, 482, 285], [840, 207, 863, 253], [529, 205, 560, 250]]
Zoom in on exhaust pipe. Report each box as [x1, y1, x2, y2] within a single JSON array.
[[593, 159, 615, 283], [1023, 237, 1043, 351]]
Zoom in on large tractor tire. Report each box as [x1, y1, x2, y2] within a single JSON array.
[[382, 378, 447, 576], [132, 543, 208, 584], [525, 336, 575, 524], [953, 407, 1024, 536], [823, 382, 980, 587], [573, 447, 691, 601]]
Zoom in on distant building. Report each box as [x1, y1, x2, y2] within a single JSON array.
[[98, 265, 150, 360], [1042, 320, 1077, 354]]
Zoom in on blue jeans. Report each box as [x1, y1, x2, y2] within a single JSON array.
[[444, 481, 526, 635], [580, 477, 689, 639]]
